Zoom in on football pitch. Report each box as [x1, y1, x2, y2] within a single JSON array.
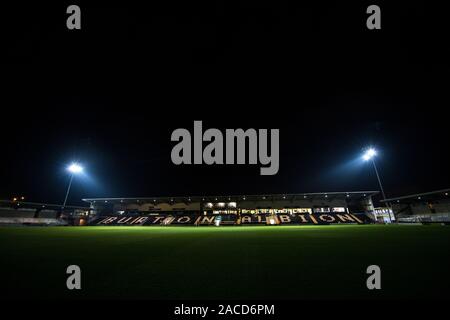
[[1, 225, 449, 299]]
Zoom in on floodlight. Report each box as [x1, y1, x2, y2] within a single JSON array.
[[68, 163, 83, 174], [362, 148, 377, 161], [63, 162, 84, 208]]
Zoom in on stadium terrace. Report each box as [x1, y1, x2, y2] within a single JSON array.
[[82, 191, 380, 226]]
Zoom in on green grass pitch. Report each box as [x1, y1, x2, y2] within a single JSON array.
[[1, 225, 449, 299]]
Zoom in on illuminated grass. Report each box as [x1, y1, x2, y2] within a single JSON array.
[[0, 225, 449, 299]]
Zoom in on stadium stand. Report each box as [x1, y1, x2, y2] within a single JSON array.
[[0, 207, 36, 218], [0, 200, 90, 226], [383, 188, 450, 224], [84, 192, 378, 226], [38, 209, 58, 219], [0, 217, 68, 226], [1, 192, 378, 227], [93, 212, 370, 226]]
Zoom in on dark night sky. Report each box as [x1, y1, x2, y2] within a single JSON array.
[[1, 2, 449, 206]]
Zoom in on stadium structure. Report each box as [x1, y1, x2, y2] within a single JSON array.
[[382, 188, 450, 223], [0, 200, 89, 226], [3, 189, 448, 226], [83, 191, 379, 226]]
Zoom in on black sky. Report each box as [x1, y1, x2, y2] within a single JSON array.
[[1, 2, 449, 206]]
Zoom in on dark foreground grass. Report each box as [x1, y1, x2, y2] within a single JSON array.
[[0, 225, 449, 299]]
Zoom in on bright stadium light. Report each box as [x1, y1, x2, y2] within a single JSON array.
[[362, 148, 377, 161], [362, 147, 392, 222], [68, 162, 83, 174], [62, 162, 84, 208]]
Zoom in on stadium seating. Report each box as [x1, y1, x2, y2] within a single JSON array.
[[0, 217, 68, 226], [0, 207, 36, 218], [0, 207, 69, 226], [92, 212, 371, 226], [397, 213, 450, 223], [38, 209, 58, 219]]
